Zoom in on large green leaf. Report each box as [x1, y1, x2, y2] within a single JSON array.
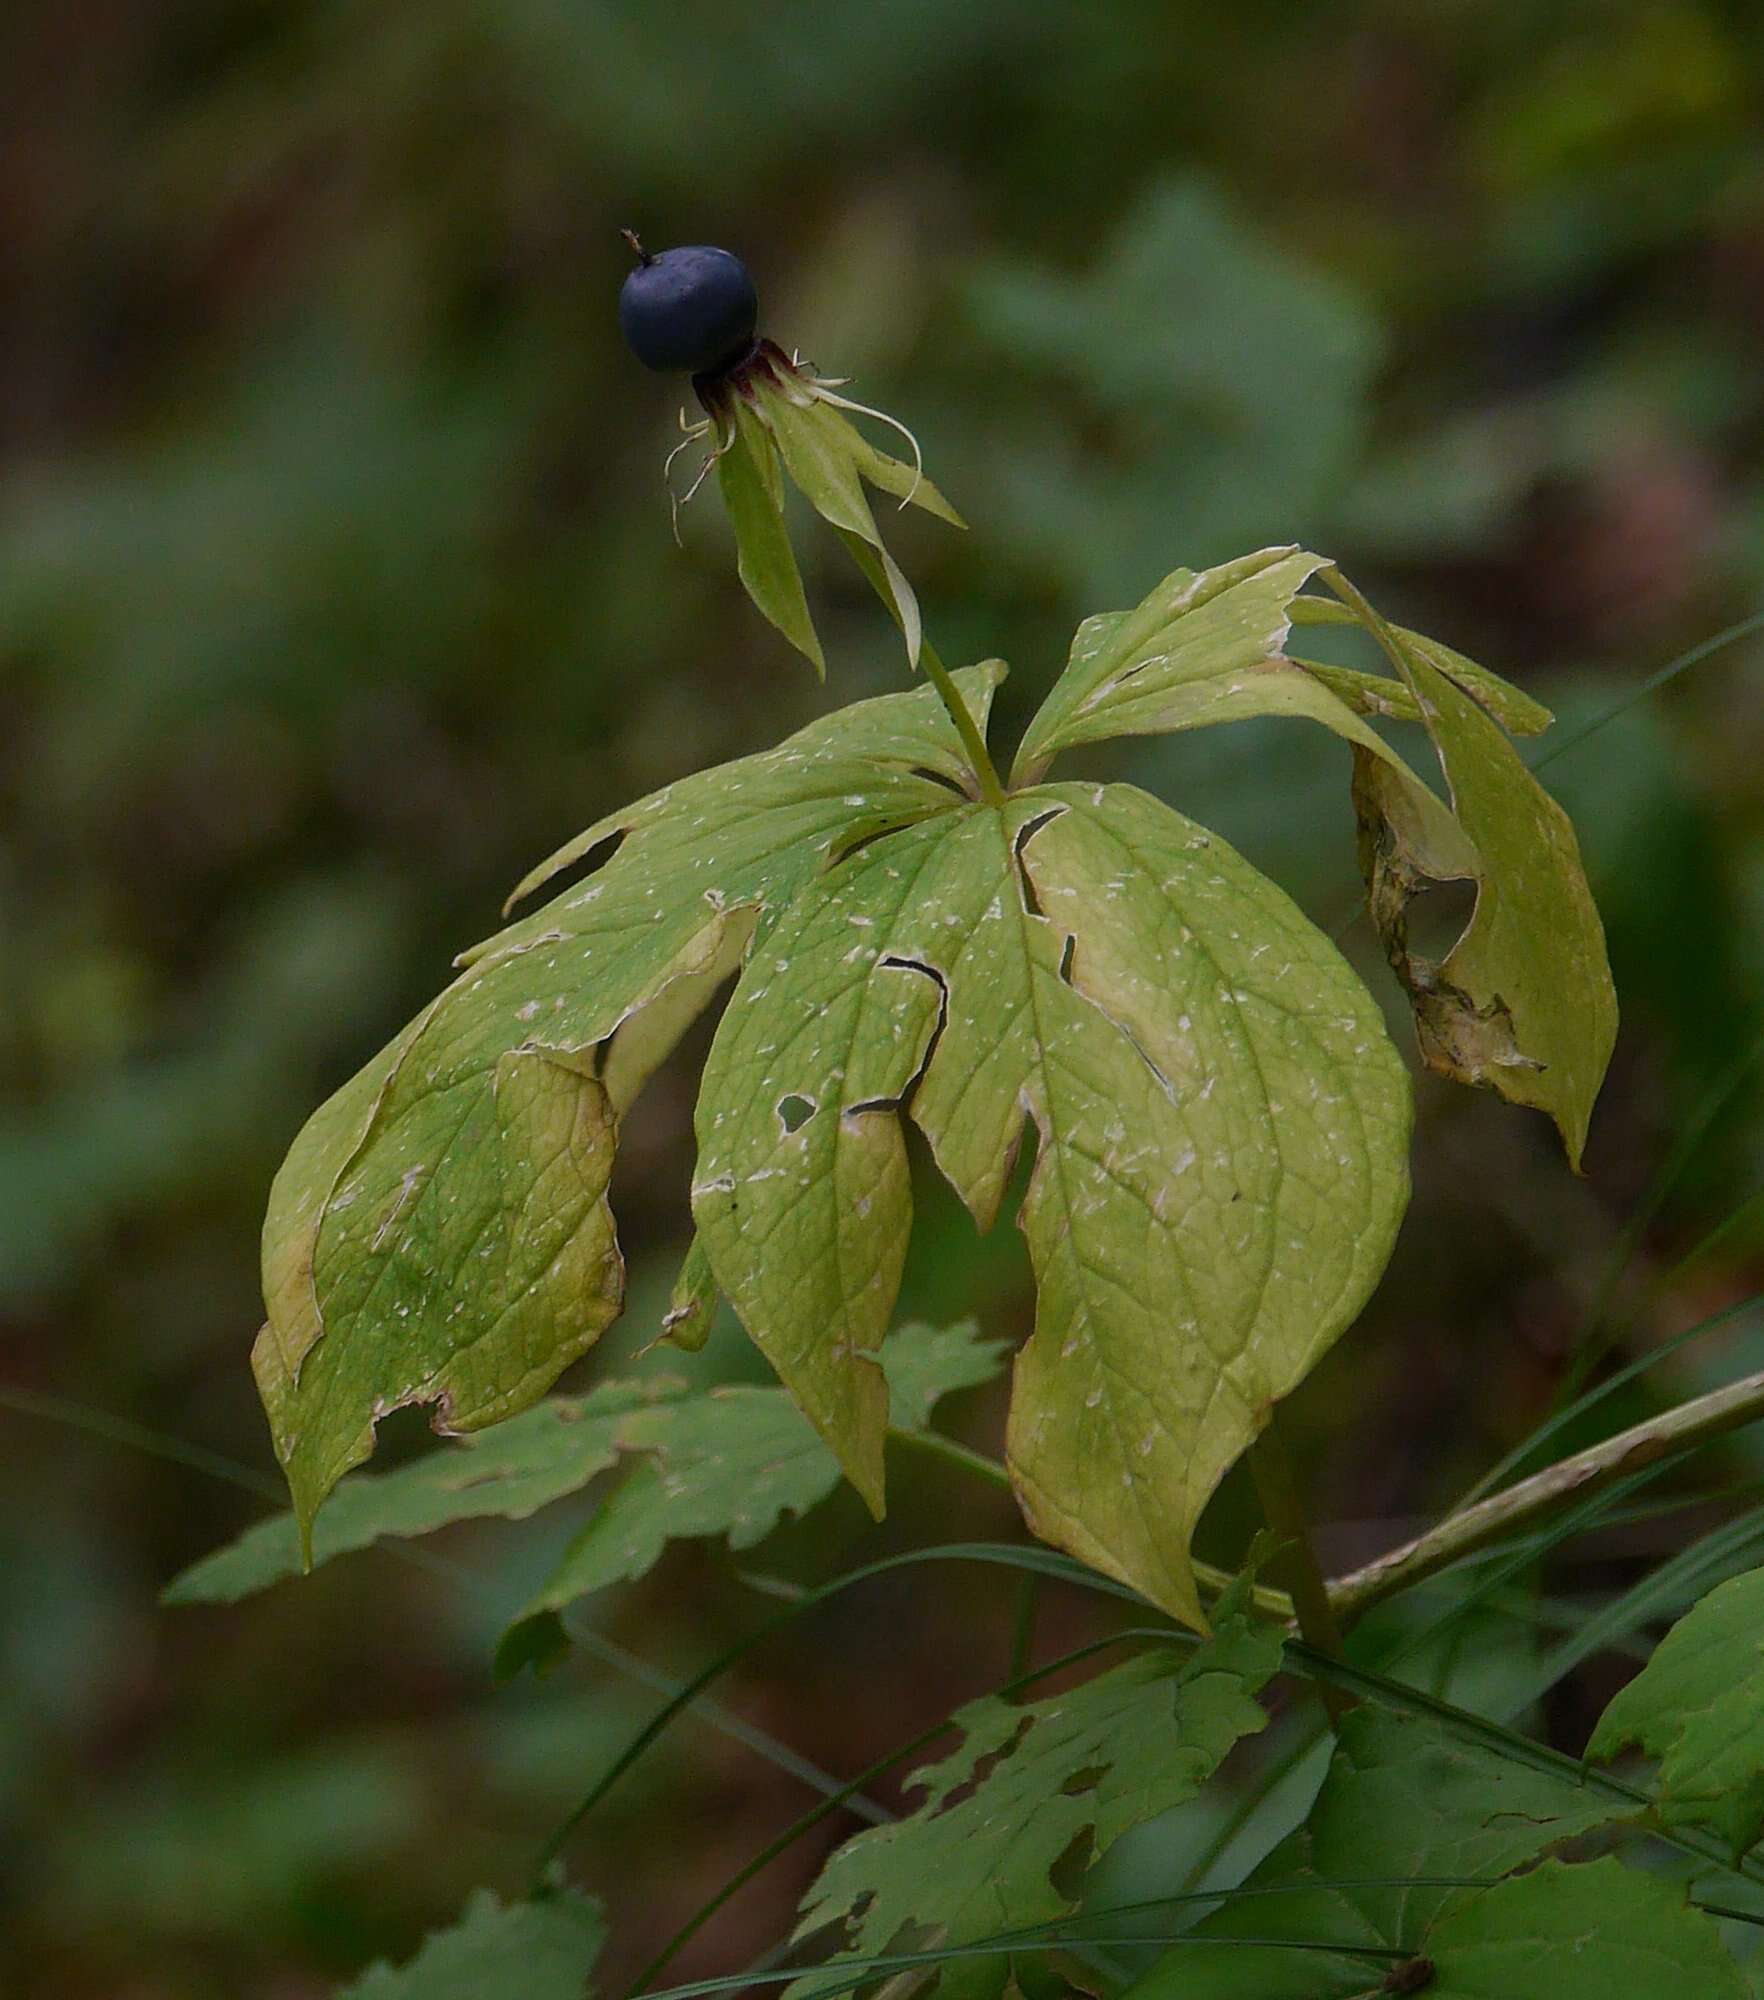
[[254, 668, 1005, 1548], [1589, 1564, 1764, 1858], [1013, 548, 1614, 1165], [338, 1886, 604, 2000], [1124, 1708, 1633, 2000], [498, 1321, 1005, 1668], [1423, 1859, 1746, 1999], [790, 1574, 1282, 2000], [692, 781, 1409, 1626]]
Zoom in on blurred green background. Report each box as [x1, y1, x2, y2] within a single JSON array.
[[7, 1, 1764, 1991]]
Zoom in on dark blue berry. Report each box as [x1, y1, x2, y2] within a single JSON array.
[[618, 238, 758, 377]]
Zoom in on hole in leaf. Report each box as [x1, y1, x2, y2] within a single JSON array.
[[910, 764, 973, 798], [777, 1094, 816, 1134], [1048, 1825, 1096, 1903], [876, 954, 951, 1110], [1400, 876, 1477, 963], [1057, 933, 1076, 985], [1011, 806, 1066, 918]]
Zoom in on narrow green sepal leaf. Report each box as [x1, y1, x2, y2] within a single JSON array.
[[751, 376, 930, 668], [718, 398, 825, 675]]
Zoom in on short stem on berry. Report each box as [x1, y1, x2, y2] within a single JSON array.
[[619, 227, 654, 267]]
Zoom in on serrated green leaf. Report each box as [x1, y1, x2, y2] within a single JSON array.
[[693, 781, 1410, 1625], [1425, 1859, 1746, 1999], [837, 424, 965, 526], [501, 1322, 1005, 1663], [790, 1575, 1282, 2000], [254, 671, 1005, 1546], [718, 398, 825, 675], [337, 1885, 604, 2000], [1589, 1564, 1764, 1858], [1124, 1709, 1632, 2000], [1348, 602, 1616, 1167]]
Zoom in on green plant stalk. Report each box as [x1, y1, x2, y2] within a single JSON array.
[[832, 526, 1005, 803], [1329, 1362, 1764, 1624], [1246, 1414, 1351, 1723]]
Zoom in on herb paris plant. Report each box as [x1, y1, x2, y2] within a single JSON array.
[[246, 238, 1615, 1631], [193, 233, 1764, 2000]]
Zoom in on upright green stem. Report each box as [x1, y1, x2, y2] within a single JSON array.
[[921, 639, 1007, 805], [1247, 1411, 1350, 1722], [834, 526, 1006, 803]]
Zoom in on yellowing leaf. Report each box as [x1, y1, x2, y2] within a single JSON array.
[[1347, 601, 1616, 1167], [254, 670, 1005, 1548], [1014, 548, 1613, 1166], [1009, 545, 1473, 869], [693, 782, 1410, 1626]]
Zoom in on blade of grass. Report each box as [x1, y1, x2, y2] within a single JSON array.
[[1529, 611, 1764, 773], [1502, 1503, 1764, 1717], [529, 1542, 1167, 1884]]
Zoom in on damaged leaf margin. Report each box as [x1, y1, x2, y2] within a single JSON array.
[[254, 668, 1007, 1556], [1012, 544, 1614, 1165], [690, 778, 1411, 1627]]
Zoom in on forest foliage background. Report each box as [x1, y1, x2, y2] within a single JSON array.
[[6, 2, 1764, 1992]]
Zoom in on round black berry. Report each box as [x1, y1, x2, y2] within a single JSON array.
[[618, 239, 758, 377]]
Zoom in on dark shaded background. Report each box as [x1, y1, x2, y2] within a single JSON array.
[[6, 3, 1764, 1992]]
